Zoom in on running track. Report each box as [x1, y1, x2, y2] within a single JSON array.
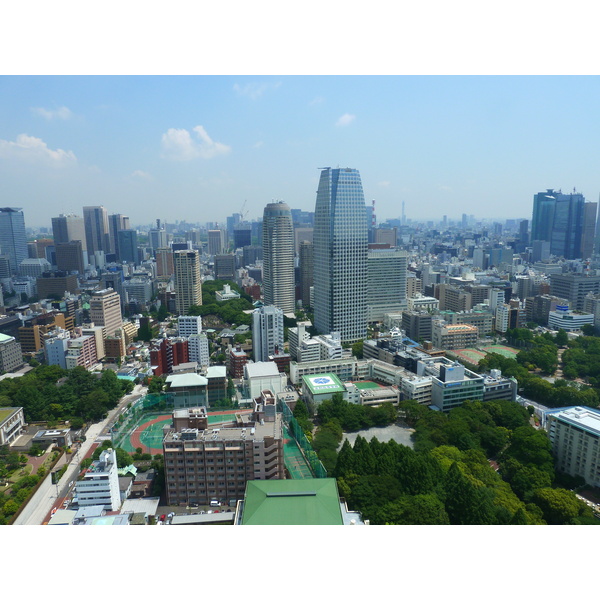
[[128, 409, 253, 455]]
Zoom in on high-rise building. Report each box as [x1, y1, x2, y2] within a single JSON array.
[[366, 247, 407, 323], [149, 219, 168, 253], [262, 202, 295, 314], [173, 250, 202, 315], [51, 213, 87, 252], [108, 213, 130, 256], [55, 241, 85, 273], [89, 288, 123, 338], [155, 247, 175, 279], [214, 254, 236, 280], [252, 304, 284, 362], [531, 189, 596, 260], [299, 240, 314, 308], [0, 207, 27, 275], [83, 206, 110, 255], [550, 272, 600, 311], [117, 229, 138, 264], [313, 167, 368, 343], [208, 229, 225, 255]]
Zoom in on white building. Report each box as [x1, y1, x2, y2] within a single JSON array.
[[244, 361, 287, 399], [188, 332, 210, 368], [44, 330, 71, 369], [547, 306, 594, 332], [178, 315, 203, 337], [252, 305, 284, 362], [74, 448, 121, 511], [545, 406, 600, 488], [407, 294, 439, 313], [366, 247, 408, 323], [215, 284, 241, 302]]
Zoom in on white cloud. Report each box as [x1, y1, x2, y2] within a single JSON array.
[[233, 81, 281, 100], [161, 125, 231, 161], [336, 113, 356, 127], [309, 96, 325, 106], [131, 169, 153, 180], [378, 181, 391, 187], [253, 141, 264, 149], [0, 134, 76, 166], [31, 106, 73, 120]]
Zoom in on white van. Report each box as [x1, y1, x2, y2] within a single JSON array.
[[210, 499, 219, 507]]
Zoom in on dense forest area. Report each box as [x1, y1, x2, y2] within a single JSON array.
[[0, 365, 134, 426], [334, 399, 595, 525]]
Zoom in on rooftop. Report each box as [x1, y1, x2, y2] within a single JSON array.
[[240, 479, 344, 525]]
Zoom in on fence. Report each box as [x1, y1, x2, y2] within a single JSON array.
[[280, 400, 327, 479]]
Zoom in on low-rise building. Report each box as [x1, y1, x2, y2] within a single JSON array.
[[0, 407, 25, 445], [74, 448, 121, 511]]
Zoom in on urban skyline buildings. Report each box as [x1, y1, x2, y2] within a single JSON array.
[[313, 167, 368, 343], [173, 249, 202, 315], [0, 207, 28, 275], [83, 205, 110, 257], [531, 189, 598, 260], [262, 201, 295, 314]]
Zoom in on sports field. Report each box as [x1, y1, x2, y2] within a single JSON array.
[[353, 380, 384, 390], [283, 425, 313, 479], [117, 409, 250, 454], [480, 345, 520, 359], [453, 345, 520, 366], [452, 348, 488, 365]]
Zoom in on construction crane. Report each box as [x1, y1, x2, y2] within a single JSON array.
[[239, 199, 249, 221]]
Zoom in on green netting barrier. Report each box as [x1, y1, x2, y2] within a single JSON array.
[[280, 400, 327, 479]]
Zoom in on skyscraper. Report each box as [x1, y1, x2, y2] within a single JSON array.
[[52, 213, 87, 252], [262, 201, 295, 314], [83, 206, 110, 256], [173, 250, 202, 315], [108, 213, 130, 256], [0, 207, 28, 275], [299, 240, 314, 309], [531, 189, 596, 259], [313, 167, 368, 343], [117, 229, 138, 264]]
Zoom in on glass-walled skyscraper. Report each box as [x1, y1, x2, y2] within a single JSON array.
[[262, 201, 295, 313], [313, 167, 368, 343], [0, 207, 27, 275]]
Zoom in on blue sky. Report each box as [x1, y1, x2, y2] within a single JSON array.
[[2, 75, 600, 229]]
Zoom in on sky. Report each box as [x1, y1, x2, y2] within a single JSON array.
[[2, 75, 600, 230]]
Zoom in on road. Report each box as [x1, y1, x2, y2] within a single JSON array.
[[20, 384, 146, 525]]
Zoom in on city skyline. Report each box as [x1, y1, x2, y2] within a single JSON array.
[[3, 76, 600, 229]]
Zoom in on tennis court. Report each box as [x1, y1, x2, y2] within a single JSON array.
[[481, 345, 520, 359], [353, 380, 384, 390], [453, 348, 488, 365]]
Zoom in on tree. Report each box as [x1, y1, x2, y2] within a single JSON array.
[[532, 488, 586, 525], [555, 328, 568, 347]]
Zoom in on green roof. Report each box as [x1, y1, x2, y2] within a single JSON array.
[[302, 373, 345, 395], [241, 479, 344, 525]]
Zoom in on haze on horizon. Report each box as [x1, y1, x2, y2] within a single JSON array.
[[1, 75, 599, 229]]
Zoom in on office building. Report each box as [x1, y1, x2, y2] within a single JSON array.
[[430, 360, 484, 412], [252, 304, 284, 362], [188, 333, 210, 367], [208, 229, 226, 255], [108, 213, 130, 256], [233, 225, 252, 250], [117, 229, 138, 264], [366, 247, 408, 323], [52, 213, 87, 252], [550, 273, 600, 311], [0, 207, 28, 275], [0, 334, 24, 373], [214, 254, 236, 280], [545, 406, 600, 488], [36, 272, 79, 299], [173, 250, 202, 315], [150, 248, 171, 281], [89, 288, 123, 338], [178, 315, 203, 337], [83, 206, 110, 256], [55, 241, 85, 273], [19, 258, 51, 278], [432, 322, 478, 350], [262, 201, 295, 314], [547, 305, 594, 331], [149, 220, 168, 253], [299, 240, 314, 309], [402, 311, 433, 342], [74, 448, 121, 511], [531, 189, 597, 260], [163, 402, 284, 507], [313, 167, 368, 343], [65, 335, 98, 370]]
